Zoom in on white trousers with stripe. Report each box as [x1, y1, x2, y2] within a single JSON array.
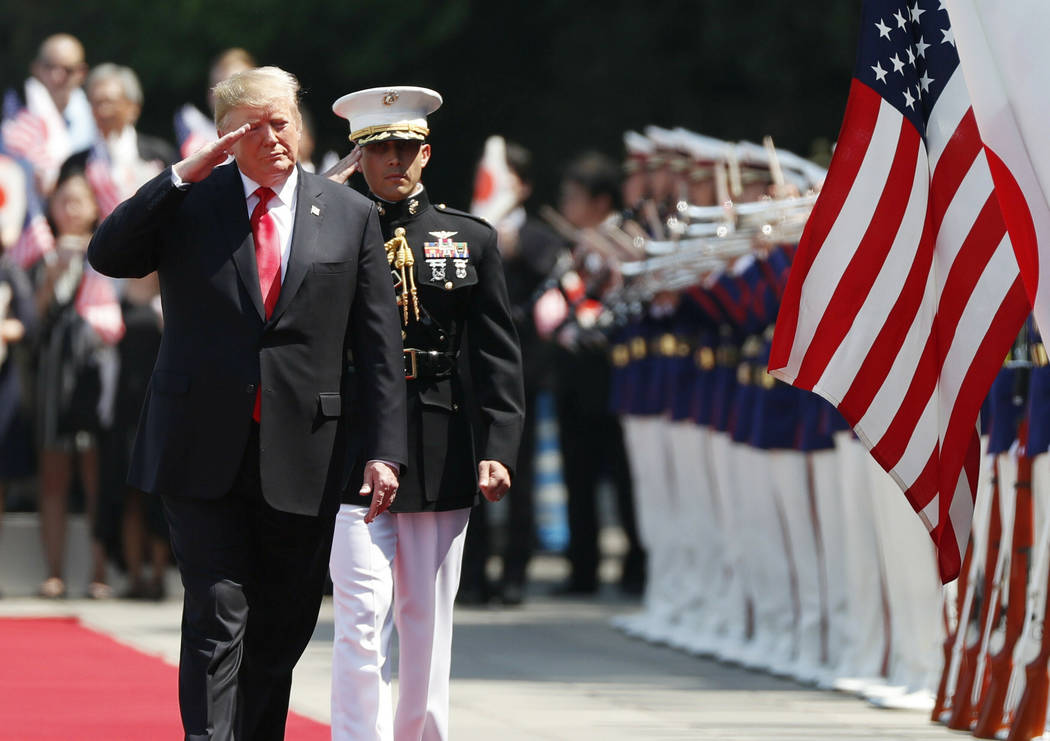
[[329, 504, 470, 741]]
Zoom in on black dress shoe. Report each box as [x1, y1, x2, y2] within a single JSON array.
[[455, 584, 491, 606], [146, 581, 167, 602], [551, 579, 598, 597], [618, 575, 645, 597], [619, 550, 647, 596], [120, 582, 150, 600], [499, 580, 525, 606]]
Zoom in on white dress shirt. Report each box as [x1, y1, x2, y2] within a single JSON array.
[[238, 167, 298, 282], [170, 165, 298, 281]]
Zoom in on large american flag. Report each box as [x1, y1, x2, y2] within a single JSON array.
[[769, 0, 1029, 582]]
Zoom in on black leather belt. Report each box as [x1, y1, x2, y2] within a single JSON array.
[[404, 349, 457, 380]]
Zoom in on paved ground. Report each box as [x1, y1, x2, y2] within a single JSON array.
[[0, 552, 965, 741]]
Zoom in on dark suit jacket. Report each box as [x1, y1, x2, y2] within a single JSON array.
[[88, 163, 407, 516]]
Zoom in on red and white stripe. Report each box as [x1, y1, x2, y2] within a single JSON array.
[[770, 71, 1028, 582], [84, 156, 123, 220], [8, 212, 55, 269], [74, 264, 125, 346], [1, 109, 54, 177]]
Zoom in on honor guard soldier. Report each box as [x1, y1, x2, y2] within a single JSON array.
[[327, 86, 525, 741], [621, 130, 654, 220]]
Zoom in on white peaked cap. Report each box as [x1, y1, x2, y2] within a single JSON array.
[[332, 86, 443, 145], [673, 128, 728, 162], [624, 130, 655, 156], [734, 140, 772, 167], [643, 125, 681, 151]]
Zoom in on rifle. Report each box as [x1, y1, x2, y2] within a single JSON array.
[[974, 427, 1032, 738], [946, 458, 1004, 729], [1006, 455, 1050, 741], [932, 536, 974, 720], [1006, 556, 1050, 740]]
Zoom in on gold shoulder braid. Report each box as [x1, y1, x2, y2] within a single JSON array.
[[385, 227, 421, 325]]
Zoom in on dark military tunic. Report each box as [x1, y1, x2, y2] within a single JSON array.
[[343, 186, 525, 513]]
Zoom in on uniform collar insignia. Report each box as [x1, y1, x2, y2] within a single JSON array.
[[371, 186, 431, 223]]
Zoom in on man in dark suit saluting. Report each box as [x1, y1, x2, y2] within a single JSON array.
[[88, 66, 407, 741]]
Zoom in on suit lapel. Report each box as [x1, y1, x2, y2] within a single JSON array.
[[269, 166, 323, 324], [210, 164, 266, 321]]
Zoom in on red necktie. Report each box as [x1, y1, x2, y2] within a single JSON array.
[[251, 187, 282, 317], [251, 187, 281, 422]]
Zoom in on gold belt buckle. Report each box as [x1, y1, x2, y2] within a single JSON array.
[[404, 349, 419, 380]]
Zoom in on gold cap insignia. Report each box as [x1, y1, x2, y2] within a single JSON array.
[[383, 90, 399, 106]]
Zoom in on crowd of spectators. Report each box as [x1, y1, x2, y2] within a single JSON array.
[[0, 35, 267, 599]]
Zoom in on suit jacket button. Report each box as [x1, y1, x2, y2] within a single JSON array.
[[451, 402, 459, 412], [246, 383, 256, 393], [444, 281, 454, 290]]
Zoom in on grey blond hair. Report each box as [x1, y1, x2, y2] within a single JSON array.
[[212, 66, 301, 130], [86, 63, 144, 106]]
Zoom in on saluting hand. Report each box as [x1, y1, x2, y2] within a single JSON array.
[[323, 146, 362, 185], [361, 459, 399, 523], [172, 124, 251, 183], [478, 460, 511, 502]]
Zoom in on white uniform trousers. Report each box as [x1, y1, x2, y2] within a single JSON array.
[[832, 432, 889, 683], [666, 421, 725, 651], [330, 504, 470, 741], [768, 448, 825, 681], [866, 453, 942, 697], [810, 448, 848, 676], [620, 415, 678, 639], [707, 431, 751, 654], [737, 444, 796, 671]]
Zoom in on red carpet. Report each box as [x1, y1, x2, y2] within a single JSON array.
[[0, 617, 330, 740]]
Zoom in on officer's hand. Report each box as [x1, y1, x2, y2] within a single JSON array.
[[323, 146, 362, 185], [173, 124, 250, 183], [360, 460, 399, 523], [478, 460, 510, 502]]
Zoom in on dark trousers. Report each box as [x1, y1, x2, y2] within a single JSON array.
[[462, 387, 538, 592], [162, 424, 336, 741], [557, 381, 644, 591]]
